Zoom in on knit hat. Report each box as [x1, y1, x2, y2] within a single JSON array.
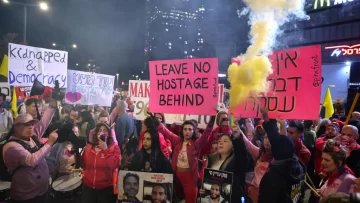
[[271, 135, 295, 160]]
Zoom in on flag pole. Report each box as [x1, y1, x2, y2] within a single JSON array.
[[345, 87, 360, 125]]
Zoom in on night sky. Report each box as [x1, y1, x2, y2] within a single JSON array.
[[0, 0, 146, 84]]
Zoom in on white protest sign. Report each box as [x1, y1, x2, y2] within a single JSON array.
[[129, 80, 227, 128], [65, 70, 115, 107], [0, 82, 11, 100], [8, 43, 68, 87]]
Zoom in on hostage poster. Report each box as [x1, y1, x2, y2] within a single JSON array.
[[118, 171, 174, 203], [198, 169, 233, 203]]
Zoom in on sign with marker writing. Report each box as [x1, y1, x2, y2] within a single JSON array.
[[232, 45, 322, 120], [8, 43, 68, 87], [149, 58, 219, 115], [128, 80, 227, 129], [65, 70, 115, 106], [0, 82, 11, 100]]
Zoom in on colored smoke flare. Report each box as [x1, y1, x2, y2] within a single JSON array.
[[228, 0, 309, 111]]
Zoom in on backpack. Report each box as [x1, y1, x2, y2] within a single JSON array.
[[0, 136, 43, 181]]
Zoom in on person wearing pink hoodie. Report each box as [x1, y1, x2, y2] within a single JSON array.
[[3, 111, 58, 202]]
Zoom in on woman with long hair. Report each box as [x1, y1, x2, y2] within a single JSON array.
[[81, 123, 121, 203], [319, 139, 356, 197], [239, 125, 272, 203], [138, 117, 170, 159], [155, 115, 215, 203], [129, 129, 172, 173], [204, 125, 248, 202]]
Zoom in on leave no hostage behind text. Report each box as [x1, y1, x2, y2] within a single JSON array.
[[154, 61, 216, 107]]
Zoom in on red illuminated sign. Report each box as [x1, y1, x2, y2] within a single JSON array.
[[325, 44, 360, 57]]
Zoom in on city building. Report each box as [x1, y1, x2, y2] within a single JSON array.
[[280, 0, 360, 113]]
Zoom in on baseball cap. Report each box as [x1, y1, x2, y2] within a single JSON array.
[[14, 114, 39, 125]]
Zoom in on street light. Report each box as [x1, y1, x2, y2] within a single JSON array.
[[3, 1, 49, 43], [52, 43, 56, 46], [39, 2, 48, 11], [141, 71, 144, 74], [72, 44, 77, 48], [52, 43, 77, 51], [116, 73, 119, 87], [76, 63, 79, 66]]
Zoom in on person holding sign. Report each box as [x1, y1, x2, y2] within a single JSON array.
[[150, 111, 216, 203]]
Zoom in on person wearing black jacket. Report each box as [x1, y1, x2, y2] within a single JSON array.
[[258, 108, 306, 203], [129, 129, 172, 174]]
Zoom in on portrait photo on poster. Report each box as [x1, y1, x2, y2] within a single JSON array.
[[118, 170, 174, 203], [198, 169, 233, 203]]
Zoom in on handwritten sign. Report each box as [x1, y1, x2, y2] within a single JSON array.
[[8, 43, 68, 87], [118, 171, 173, 203], [149, 58, 219, 115], [129, 80, 227, 128], [65, 70, 114, 106], [0, 82, 11, 100], [199, 169, 233, 203], [232, 45, 322, 120]]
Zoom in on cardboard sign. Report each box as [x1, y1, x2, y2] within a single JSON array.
[[199, 169, 233, 203], [118, 171, 174, 203], [231, 45, 322, 120], [65, 70, 115, 106], [128, 80, 227, 128], [149, 58, 219, 115], [8, 43, 68, 87]]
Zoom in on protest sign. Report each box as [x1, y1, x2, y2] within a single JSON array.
[[65, 70, 114, 106], [232, 45, 322, 120], [15, 86, 33, 99], [149, 58, 219, 115], [8, 43, 68, 87], [0, 82, 11, 100], [128, 80, 227, 129], [118, 171, 174, 203], [198, 169, 233, 203]]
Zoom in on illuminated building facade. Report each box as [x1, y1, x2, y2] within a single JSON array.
[[143, 0, 247, 84], [279, 0, 360, 113]]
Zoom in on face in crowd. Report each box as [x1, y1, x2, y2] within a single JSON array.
[[182, 124, 194, 141], [287, 124, 302, 142], [325, 125, 338, 139], [70, 110, 79, 123], [210, 184, 221, 200], [98, 116, 109, 125], [151, 185, 167, 203], [155, 113, 163, 124], [26, 100, 42, 118], [72, 126, 80, 137], [218, 135, 233, 155], [123, 174, 140, 200], [142, 132, 152, 152]]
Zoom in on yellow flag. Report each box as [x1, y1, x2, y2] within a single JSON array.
[[11, 89, 17, 118], [0, 55, 8, 78], [322, 87, 334, 119]]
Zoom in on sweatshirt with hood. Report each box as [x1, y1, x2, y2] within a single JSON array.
[[258, 119, 306, 203]]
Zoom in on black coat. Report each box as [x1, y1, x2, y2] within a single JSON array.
[[129, 149, 172, 174]]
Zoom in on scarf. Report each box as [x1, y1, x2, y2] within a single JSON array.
[[339, 136, 358, 157], [326, 165, 355, 186]]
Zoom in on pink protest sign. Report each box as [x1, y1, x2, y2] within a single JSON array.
[[231, 45, 322, 120], [149, 58, 219, 115]]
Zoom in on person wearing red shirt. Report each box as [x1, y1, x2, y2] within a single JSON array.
[[287, 121, 311, 165], [337, 125, 360, 157], [81, 123, 121, 203]]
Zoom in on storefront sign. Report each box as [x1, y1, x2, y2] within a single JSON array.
[[314, 0, 355, 9], [325, 44, 360, 57]]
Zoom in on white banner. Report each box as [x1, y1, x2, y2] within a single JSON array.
[[129, 80, 227, 128], [65, 70, 115, 107], [8, 43, 68, 87], [0, 82, 11, 100]]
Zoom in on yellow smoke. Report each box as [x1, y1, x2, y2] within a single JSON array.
[[228, 0, 308, 110]]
